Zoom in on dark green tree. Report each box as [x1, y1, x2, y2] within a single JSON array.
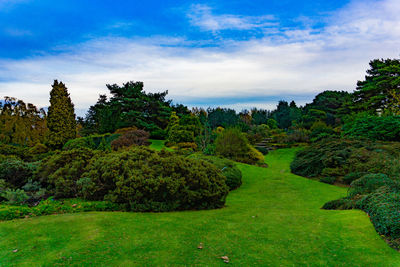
[[354, 58, 400, 113], [46, 80, 76, 148]]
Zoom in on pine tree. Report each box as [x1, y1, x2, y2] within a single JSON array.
[[46, 80, 76, 148]]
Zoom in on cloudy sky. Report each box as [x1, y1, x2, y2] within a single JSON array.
[[0, 0, 399, 116]]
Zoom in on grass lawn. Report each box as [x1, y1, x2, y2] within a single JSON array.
[[0, 148, 399, 266], [149, 139, 173, 151]]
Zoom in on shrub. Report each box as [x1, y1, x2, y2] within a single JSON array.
[[343, 172, 367, 185], [349, 173, 393, 197], [356, 185, 400, 238], [110, 130, 150, 150], [322, 198, 355, 210], [63, 134, 120, 151], [81, 147, 229, 211], [343, 115, 400, 141], [319, 176, 336, 185], [36, 148, 99, 198], [215, 128, 264, 165], [1, 189, 29, 205], [287, 128, 310, 143], [0, 156, 38, 188], [28, 143, 49, 154], [188, 153, 242, 190]]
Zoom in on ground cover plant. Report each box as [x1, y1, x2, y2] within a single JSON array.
[[1, 149, 399, 266]]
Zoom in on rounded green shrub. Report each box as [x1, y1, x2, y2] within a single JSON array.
[[215, 128, 264, 165], [81, 147, 229, 211], [319, 176, 336, 185], [188, 153, 242, 190], [36, 148, 100, 198]]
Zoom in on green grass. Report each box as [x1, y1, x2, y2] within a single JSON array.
[[0, 148, 399, 266], [149, 139, 173, 151]]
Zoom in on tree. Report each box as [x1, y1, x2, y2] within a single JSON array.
[[354, 58, 400, 114], [83, 81, 175, 138], [46, 80, 76, 148], [273, 101, 291, 129], [0, 96, 47, 146]]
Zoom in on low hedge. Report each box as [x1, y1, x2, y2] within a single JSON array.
[[0, 198, 126, 221]]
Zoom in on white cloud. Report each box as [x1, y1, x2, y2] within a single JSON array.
[[0, 0, 400, 113], [187, 4, 277, 32]]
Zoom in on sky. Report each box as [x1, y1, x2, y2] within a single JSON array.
[[0, 0, 400, 116]]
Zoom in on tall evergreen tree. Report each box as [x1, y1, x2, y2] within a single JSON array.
[[354, 58, 400, 113], [46, 80, 76, 148]]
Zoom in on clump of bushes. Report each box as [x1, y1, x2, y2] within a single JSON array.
[[290, 138, 400, 183], [81, 147, 228, 211], [343, 114, 400, 141], [322, 173, 400, 245], [215, 128, 264, 165], [63, 133, 120, 151], [188, 153, 242, 190], [36, 148, 100, 198], [0, 155, 38, 188], [110, 129, 150, 150]]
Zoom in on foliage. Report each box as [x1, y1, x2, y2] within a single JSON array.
[[0, 96, 48, 146], [0, 156, 38, 188], [46, 80, 76, 148], [0, 189, 29, 205], [3, 148, 399, 266], [81, 147, 229, 211], [354, 58, 400, 113], [349, 173, 393, 197], [319, 176, 336, 185], [215, 128, 264, 165], [188, 153, 242, 190], [36, 148, 99, 198], [342, 114, 400, 141], [207, 108, 239, 128], [110, 129, 150, 150], [82, 81, 174, 135], [0, 198, 126, 221], [63, 133, 120, 151]]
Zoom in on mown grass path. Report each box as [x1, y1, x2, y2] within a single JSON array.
[[0, 149, 399, 266]]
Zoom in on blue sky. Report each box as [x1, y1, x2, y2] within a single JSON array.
[[1, 0, 399, 115]]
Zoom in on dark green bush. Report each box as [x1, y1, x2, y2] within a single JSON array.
[[0, 156, 38, 188], [215, 128, 264, 165], [356, 185, 400, 238], [36, 148, 100, 198], [319, 176, 336, 185], [343, 115, 400, 141], [188, 153, 242, 190], [290, 138, 399, 182], [1, 189, 29, 205], [81, 147, 229, 211], [322, 198, 355, 210], [349, 173, 393, 197], [63, 134, 120, 151], [343, 172, 368, 185]]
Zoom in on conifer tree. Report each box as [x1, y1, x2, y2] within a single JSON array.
[[46, 80, 76, 148]]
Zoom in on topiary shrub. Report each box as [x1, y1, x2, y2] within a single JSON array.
[[81, 147, 229, 211], [36, 148, 99, 198], [110, 130, 150, 151], [215, 128, 264, 165], [188, 153, 242, 190], [0, 156, 38, 188]]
